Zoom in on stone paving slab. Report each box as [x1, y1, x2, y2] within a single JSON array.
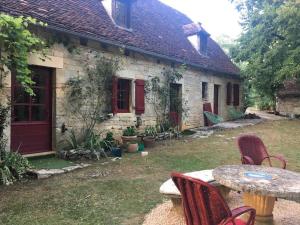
[[190, 119, 263, 139], [28, 163, 90, 179]]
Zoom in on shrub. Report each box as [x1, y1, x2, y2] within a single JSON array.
[[101, 132, 118, 151], [61, 129, 108, 160], [0, 104, 31, 185], [0, 148, 31, 185], [144, 126, 157, 137], [122, 126, 137, 136], [156, 121, 171, 133]]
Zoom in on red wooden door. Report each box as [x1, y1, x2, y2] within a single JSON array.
[[214, 85, 219, 115], [169, 83, 182, 126], [11, 66, 52, 154]]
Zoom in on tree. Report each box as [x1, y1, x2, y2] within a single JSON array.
[[215, 34, 236, 55], [230, 0, 300, 109], [0, 14, 47, 95]]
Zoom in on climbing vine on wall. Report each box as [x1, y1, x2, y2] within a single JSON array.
[[145, 65, 189, 127], [64, 54, 121, 137], [0, 14, 47, 95]]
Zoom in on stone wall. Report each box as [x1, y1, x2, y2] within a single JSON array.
[[3, 31, 242, 152], [276, 97, 300, 116]]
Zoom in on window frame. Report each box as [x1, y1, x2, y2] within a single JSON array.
[[11, 66, 51, 123], [226, 82, 233, 105], [116, 78, 131, 113], [112, 0, 131, 29], [233, 84, 240, 106], [202, 82, 208, 100], [198, 33, 208, 55]]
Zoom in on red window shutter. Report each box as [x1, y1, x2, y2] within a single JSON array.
[[112, 76, 118, 114], [135, 79, 145, 115], [226, 83, 232, 105], [233, 84, 240, 106]]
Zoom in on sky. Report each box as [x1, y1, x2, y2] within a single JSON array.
[[160, 0, 242, 39]]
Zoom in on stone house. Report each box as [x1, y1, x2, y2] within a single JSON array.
[[276, 79, 300, 117], [1, 0, 242, 156]]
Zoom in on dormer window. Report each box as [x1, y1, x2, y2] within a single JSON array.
[[112, 0, 131, 29], [183, 23, 210, 56]]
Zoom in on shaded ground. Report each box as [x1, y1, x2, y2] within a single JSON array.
[[0, 120, 299, 225]]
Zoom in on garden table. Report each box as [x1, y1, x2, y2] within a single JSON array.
[[213, 165, 300, 223]]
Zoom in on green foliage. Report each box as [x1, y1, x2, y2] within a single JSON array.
[[122, 126, 137, 137], [83, 132, 107, 159], [145, 66, 189, 126], [0, 14, 47, 95], [230, 1, 300, 109], [0, 103, 30, 185], [46, 32, 78, 53], [144, 126, 157, 137], [227, 106, 245, 120], [63, 130, 108, 160], [0, 150, 31, 185], [156, 120, 171, 133], [0, 104, 9, 138], [101, 132, 118, 150], [65, 130, 80, 150], [65, 54, 120, 137], [215, 34, 236, 55]]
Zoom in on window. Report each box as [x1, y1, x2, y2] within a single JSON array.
[[202, 82, 208, 100], [112, 0, 131, 28], [112, 78, 145, 114], [12, 66, 50, 122], [226, 82, 232, 105], [233, 84, 240, 106], [198, 33, 208, 55], [116, 79, 130, 112]]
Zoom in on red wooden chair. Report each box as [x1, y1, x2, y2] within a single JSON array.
[[237, 134, 287, 169], [171, 173, 256, 225]]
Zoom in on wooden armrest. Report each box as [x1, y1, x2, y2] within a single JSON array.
[[231, 206, 256, 219], [242, 156, 255, 165], [220, 206, 256, 225], [269, 155, 287, 169]]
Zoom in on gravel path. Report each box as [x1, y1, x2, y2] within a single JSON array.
[[143, 191, 300, 225]]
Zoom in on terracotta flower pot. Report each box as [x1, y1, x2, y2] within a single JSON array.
[[127, 143, 138, 153], [143, 136, 156, 148], [121, 135, 137, 144]]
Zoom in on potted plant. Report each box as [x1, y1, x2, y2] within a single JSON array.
[[143, 126, 157, 148], [102, 132, 122, 157], [121, 126, 138, 144], [127, 141, 139, 153]]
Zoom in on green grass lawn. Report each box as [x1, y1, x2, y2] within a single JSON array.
[[28, 156, 74, 170], [0, 120, 299, 225]]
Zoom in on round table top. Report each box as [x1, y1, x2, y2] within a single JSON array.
[[160, 170, 214, 196], [213, 165, 300, 202]]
